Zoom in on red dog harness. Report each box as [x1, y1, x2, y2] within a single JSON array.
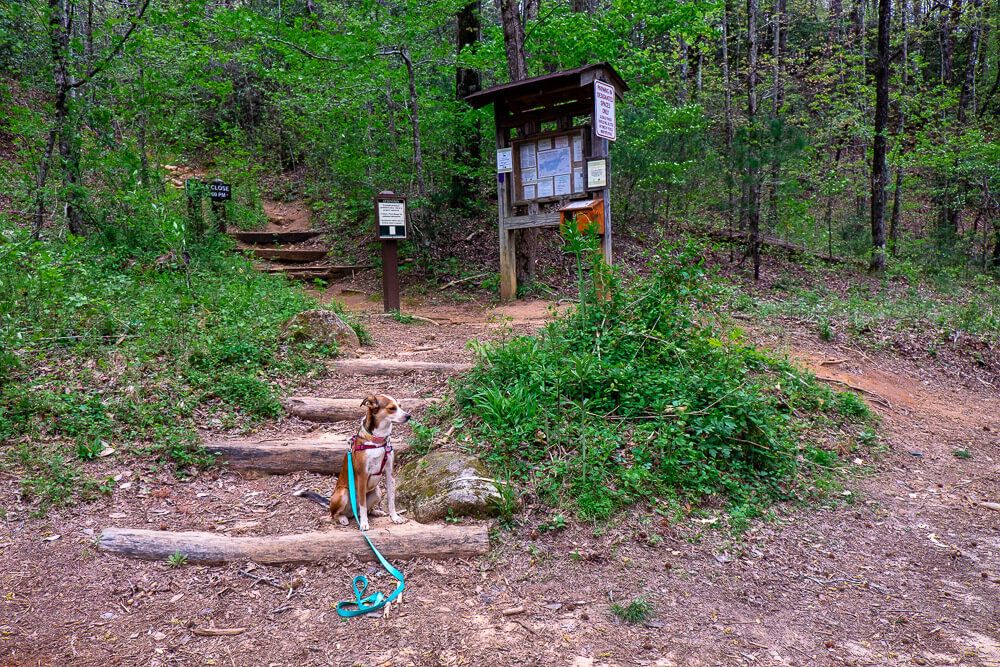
[[350, 428, 392, 477]]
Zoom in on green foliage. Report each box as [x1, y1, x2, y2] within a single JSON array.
[[456, 239, 871, 522], [166, 551, 188, 568], [538, 513, 568, 533], [610, 598, 654, 625], [0, 223, 345, 511], [390, 310, 420, 325]]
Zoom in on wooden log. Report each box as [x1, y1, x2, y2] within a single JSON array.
[[283, 396, 440, 423], [698, 227, 854, 265], [249, 247, 329, 262], [205, 433, 410, 475], [230, 230, 320, 244], [332, 359, 472, 376], [98, 522, 490, 564], [261, 263, 374, 274]]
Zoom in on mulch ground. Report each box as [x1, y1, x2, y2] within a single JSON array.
[[2, 292, 999, 667]]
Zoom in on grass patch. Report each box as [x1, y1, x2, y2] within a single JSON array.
[[0, 224, 365, 513], [610, 598, 654, 624], [454, 236, 872, 525]]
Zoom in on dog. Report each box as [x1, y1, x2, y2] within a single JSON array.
[[295, 394, 409, 530]]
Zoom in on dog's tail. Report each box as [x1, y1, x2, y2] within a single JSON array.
[[293, 488, 329, 507]]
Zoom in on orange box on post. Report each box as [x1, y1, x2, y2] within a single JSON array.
[[559, 199, 605, 235]]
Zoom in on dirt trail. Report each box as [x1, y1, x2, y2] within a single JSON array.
[[2, 297, 999, 667]]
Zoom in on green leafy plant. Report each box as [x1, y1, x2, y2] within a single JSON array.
[[610, 598, 654, 624], [167, 551, 188, 568], [538, 513, 567, 533]]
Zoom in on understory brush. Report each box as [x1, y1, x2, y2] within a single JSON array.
[[732, 262, 1000, 366], [455, 233, 873, 525], [0, 224, 362, 513]]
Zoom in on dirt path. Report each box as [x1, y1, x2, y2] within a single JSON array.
[[2, 298, 998, 667]]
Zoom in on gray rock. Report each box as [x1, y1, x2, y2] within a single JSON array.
[[282, 309, 360, 353], [396, 451, 502, 523]]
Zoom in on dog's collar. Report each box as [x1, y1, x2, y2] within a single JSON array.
[[351, 422, 391, 451], [351, 422, 393, 477]]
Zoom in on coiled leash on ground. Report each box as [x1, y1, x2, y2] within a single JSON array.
[[335, 449, 405, 618]]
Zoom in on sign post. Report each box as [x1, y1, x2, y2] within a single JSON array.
[[185, 178, 204, 235], [208, 179, 232, 234], [375, 191, 407, 313]]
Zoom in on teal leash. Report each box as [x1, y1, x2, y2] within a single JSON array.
[[335, 449, 405, 618]]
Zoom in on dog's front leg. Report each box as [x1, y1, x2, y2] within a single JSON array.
[[355, 472, 370, 531], [385, 451, 406, 524]]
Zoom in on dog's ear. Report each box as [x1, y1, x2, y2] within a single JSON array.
[[361, 394, 379, 409]]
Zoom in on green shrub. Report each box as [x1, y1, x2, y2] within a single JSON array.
[[456, 236, 871, 521]]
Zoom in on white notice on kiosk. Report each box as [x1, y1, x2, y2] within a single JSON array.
[[594, 80, 617, 141]]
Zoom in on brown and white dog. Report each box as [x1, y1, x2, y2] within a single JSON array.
[[295, 394, 409, 530]]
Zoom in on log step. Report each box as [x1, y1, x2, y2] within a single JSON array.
[[249, 247, 330, 262], [261, 262, 373, 274], [230, 230, 321, 244], [99, 522, 489, 564], [206, 433, 407, 475], [283, 396, 440, 423], [332, 359, 472, 376]]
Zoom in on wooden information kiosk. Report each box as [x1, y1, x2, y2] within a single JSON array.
[[465, 63, 628, 302]]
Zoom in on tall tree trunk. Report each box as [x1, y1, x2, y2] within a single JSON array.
[[524, 0, 539, 21], [870, 0, 891, 273], [572, 0, 595, 12], [889, 0, 908, 255], [135, 0, 150, 188], [829, 0, 843, 49], [747, 0, 762, 280], [942, 0, 964, 83], [825, 142, 844, 258], [678, 39, 689, 103], [499, 0, 527, 81], [452, 1, 482, 209], [400, 47, 426, 197], [993, 220, 1000, 269], [958, 0, 984, 122], [768, 0, 785, 231], [499, 0, 534, 286], [32, 128, 59, 239], [722, 0, 737, 248]]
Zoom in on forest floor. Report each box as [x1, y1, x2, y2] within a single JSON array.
[[3, 272, 999, 667]]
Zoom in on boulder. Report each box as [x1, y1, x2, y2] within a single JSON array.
[[282, 309, 360, 353], [396, 451, 502, 523]]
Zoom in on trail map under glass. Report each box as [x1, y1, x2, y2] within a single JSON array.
[[513, 129, 588, 204]]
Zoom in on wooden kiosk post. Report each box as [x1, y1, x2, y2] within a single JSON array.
[[465, 63, 627, 302]]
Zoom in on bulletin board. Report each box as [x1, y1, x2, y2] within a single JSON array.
[[512, 128, 589, 205]]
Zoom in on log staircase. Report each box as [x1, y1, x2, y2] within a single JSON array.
[[98, 357, 484, 564]]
